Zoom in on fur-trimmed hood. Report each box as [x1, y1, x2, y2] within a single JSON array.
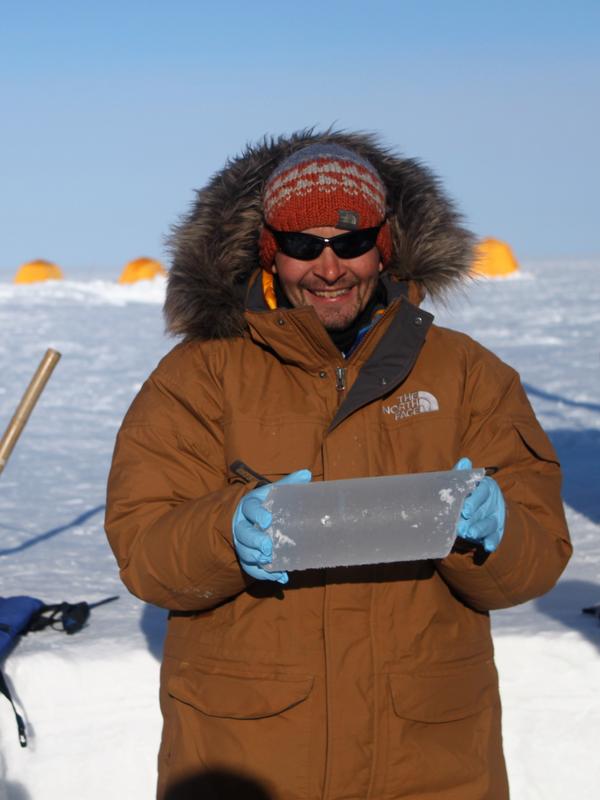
[[165, 129, 475, 341]]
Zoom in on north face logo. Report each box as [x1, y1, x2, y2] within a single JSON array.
[[382, 391, 439, 420]]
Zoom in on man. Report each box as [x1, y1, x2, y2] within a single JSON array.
[[105, 132, 571, 799]]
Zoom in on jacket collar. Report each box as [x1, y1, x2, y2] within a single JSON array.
[[244, 276, 433, 430], [328, 299, 432, 431]]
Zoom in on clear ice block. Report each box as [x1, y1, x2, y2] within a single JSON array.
[[262, 469, 485, 571]]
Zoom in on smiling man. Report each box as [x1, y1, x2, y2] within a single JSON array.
[[106, 133, 571, 800], [271, 223, 382, 329], [260, 145, 388, 341]]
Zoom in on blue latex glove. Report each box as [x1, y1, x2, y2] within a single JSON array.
[[453, 457, 506, 553], [232, 469, 312, 584]]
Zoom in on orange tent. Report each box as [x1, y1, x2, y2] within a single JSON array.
[[118, 257, 166, 284], [14, 259, 64, 284], [473, 238, 519, 277]]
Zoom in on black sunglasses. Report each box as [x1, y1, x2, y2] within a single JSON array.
[[266, 224, 382, 261]]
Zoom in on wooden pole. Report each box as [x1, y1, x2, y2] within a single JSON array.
[[0, 348, 61, 475]]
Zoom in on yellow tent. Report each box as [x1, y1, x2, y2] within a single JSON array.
[[14, 259, 64, 284], [473, 238, 519, 277], [118, 257, 166, 284]]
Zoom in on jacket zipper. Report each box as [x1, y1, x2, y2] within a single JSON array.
[[321, 363, 346, 797]]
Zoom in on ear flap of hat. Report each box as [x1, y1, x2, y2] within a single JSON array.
[[259, 226, 277, 270], [376, 222, 393, 267]]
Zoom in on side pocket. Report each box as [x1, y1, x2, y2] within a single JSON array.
[[383, 659, 503, 798], [169, 665, 313, 719], [388, 659, 498, 723], [164, 663, 315, 800]]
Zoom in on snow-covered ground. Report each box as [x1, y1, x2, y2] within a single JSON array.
[[0, 262, 599, 799]]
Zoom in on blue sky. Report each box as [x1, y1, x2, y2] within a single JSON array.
[[1, 0, 599, 276]]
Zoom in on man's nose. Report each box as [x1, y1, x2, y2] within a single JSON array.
[[313, 244, 346, 283]]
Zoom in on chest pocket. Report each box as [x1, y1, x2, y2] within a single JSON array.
[[225, 417, 325, 483]]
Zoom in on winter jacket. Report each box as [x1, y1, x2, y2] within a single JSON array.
[[105, 131, 571, 800]]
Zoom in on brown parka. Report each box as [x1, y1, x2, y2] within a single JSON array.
[[105, 131, 571, 800]]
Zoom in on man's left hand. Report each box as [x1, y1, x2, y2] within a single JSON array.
[[454, 457, 506, 553]]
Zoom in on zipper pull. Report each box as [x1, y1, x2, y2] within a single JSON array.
[[335, 367, 346, 391], [229, 460, 271, 487]]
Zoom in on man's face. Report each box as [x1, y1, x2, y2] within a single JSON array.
[[273, 226, 383, 331]]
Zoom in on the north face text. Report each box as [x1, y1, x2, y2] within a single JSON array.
[[382, 391, 439, 421]]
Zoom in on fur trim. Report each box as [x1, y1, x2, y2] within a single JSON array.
[[165, 129, 475, 340]]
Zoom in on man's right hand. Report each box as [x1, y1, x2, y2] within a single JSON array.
[[232, 469, 312, 585]]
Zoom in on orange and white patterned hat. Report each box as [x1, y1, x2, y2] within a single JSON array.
[[259, 143, 391, 268]]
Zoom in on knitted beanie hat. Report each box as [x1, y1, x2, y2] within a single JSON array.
[[259, 143, 392, 269]]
